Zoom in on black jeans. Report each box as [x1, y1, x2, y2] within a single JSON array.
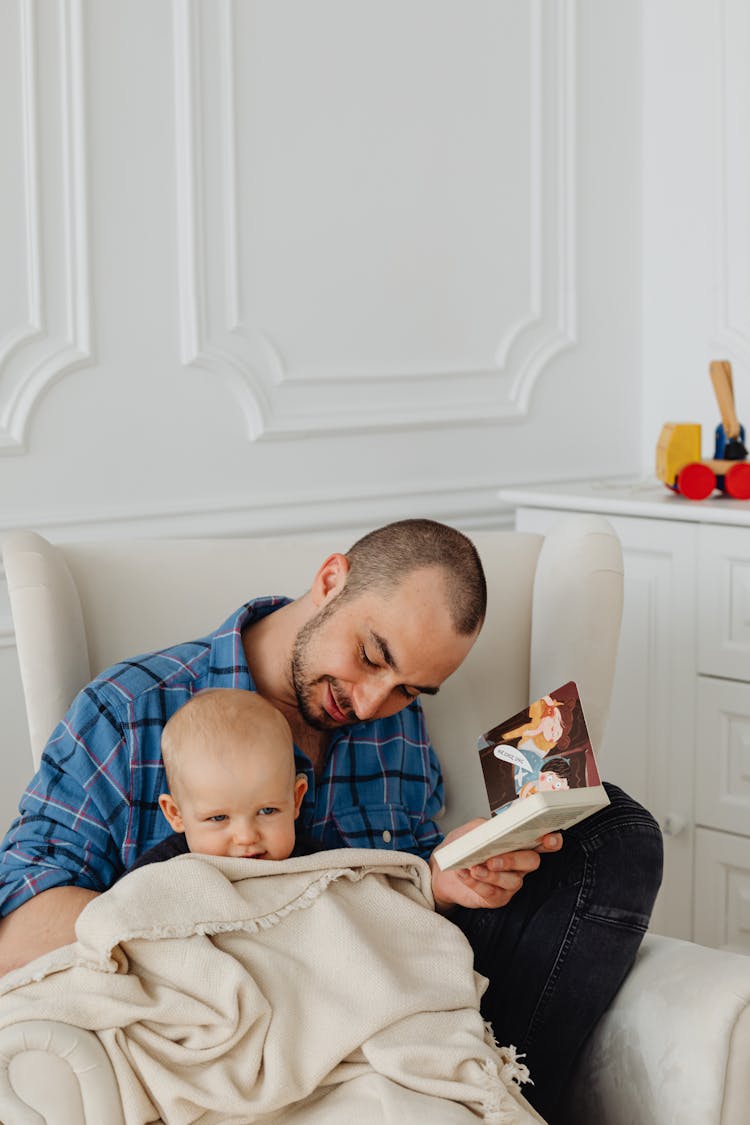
[[452, 783, 663, 1123]]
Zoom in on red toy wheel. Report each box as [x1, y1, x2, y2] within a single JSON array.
[[724, 462, 750, 499], [676, 462, 715, 500]]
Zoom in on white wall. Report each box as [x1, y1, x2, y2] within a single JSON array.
[[0, 0, 644, 827], [642, 0, 750, 468]]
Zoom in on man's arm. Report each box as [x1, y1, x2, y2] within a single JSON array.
[[0, 886, 99, 976], [0, 685, 132, 967]]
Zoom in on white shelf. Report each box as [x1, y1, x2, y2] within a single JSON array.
[[499, 477, 750, 527]]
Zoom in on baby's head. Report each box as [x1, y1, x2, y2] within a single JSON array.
[[158, 689, 307, 860]]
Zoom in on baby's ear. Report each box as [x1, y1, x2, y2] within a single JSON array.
[[293, 773, 308, 817], [158, 792, 185, 832]]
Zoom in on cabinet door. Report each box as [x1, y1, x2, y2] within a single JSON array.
[[694, 827, 750, 952], [516, 507, 697, 940], [696, 677, 750, 837], [698, 524, 750, 681]]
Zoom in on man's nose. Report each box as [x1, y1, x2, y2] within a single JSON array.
[[353, 678, 392, 721]]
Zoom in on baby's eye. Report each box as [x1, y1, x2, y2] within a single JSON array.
[[258, 807, 278, 816], [207, 814, 228, 822]]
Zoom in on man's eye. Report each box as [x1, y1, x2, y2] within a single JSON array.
[[258, 807, 278, 816], [359, 645, 377, 668], [207, 814, 228, 823], [399, 685, 420, 700]]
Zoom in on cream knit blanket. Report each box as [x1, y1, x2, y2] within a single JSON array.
[[0, 849, 545, 1125]]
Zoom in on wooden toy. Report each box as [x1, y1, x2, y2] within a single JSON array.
[[656, 360, 750, 500]]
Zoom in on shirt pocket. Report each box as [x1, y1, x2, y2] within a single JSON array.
[[331, 803, 418, 853]]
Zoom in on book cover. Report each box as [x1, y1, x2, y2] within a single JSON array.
[[434, 681, 610, 871]]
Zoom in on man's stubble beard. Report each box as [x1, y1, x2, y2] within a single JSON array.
[[290, 595, 357, 731]]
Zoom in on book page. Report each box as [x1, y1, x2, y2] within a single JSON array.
[[478, 681, 600, 814]]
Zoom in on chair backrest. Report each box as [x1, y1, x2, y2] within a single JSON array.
[[2, 517, 623, 832]]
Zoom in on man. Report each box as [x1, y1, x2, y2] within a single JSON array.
[[0, 518, 662, 1120]]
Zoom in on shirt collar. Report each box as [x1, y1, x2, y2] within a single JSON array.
[[207, 595, 292, 689]]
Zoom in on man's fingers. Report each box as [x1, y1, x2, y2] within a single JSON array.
[[468, 850, 541, 879], [458, 869, 524, 895], [432, 829, 564, 912]]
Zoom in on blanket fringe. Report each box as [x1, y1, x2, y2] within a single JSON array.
[[106, 867, 349, 950], [476, 1039, 535, 1124], [476, 1062, 531, 1124], [495, 1044, 532, 1090], [482, 1022, 532, 1088], [0, 943, 80, 995]]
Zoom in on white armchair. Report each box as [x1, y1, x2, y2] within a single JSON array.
[[1, 517, 749, 1124]]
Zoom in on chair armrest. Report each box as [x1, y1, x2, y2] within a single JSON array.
[[563, 933, 750, 1125], [0, 1020, 123, 1124], [2, 530, 91, 768]]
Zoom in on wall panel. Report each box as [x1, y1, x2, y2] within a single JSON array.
[[0, 0, 644, 822], [0, 0, 91, 453], [175, 0, 577, 438]]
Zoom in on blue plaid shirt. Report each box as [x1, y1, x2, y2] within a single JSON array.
[[0, 599, 445, 915]]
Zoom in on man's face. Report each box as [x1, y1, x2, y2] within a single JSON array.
[[290, 567, 478, 731]]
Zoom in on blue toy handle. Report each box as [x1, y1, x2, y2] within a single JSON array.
[[714, 421, 747, 460]]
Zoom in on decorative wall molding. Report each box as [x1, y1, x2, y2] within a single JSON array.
[[0, 0, 92, 455], [0, 2, 41, 371], [0, 482, 513, 541], [173, 0, 577, 440], [714, 0, 750, 365]]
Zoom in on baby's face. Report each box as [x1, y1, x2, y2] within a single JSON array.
[[170, 739, 306, 860]]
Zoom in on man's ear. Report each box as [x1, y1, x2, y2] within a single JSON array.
[[158, 792, 185, 833], [310, 553, 350, 607], [293, 773, 308, 818]]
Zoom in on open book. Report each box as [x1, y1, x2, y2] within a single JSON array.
[[434, 681, 610, 872]]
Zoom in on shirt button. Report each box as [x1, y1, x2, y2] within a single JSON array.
[[382, 830, 392, 844]]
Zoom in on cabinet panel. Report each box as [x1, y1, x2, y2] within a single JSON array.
[[516, 506, 696, 939], [694, 827, 750, 953], [696, 677, 750, 836], [698, 524, 750, 680]]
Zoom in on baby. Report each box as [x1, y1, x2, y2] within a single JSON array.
[[130, 688, 312, 870]]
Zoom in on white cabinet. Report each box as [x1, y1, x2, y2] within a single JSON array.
[[499, 479, 750, 950]]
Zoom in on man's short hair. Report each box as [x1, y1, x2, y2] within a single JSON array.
[[342, 518, 486, 635]]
